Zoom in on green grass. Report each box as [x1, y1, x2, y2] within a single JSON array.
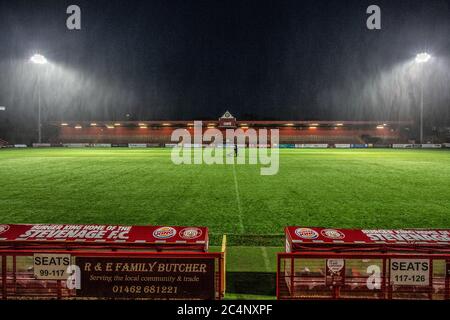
[[1, 147, 449, 299], [1, 148, 450, 245]]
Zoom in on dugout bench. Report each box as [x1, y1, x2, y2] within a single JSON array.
[[0, 224, 225, 300], [277, 227, 450, 300]]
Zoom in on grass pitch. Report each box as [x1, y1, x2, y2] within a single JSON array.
[[1, 147, 449, 298], [1, 148, 450, 245]]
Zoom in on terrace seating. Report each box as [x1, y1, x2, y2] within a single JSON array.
[[0, 138, 8, 146]]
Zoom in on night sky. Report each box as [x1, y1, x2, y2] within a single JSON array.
[[0, 0, 450, 141]]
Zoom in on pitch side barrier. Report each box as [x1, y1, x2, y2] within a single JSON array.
[[277, 227, 450, 300], [0, 224, 225, 300], [2, 143, 448, 149]]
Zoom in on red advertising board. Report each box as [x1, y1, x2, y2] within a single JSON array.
[[285, 227, 450, 253], [0, 224, 208, 252]]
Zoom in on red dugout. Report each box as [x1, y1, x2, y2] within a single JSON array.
[[278, 227, 450, 300]]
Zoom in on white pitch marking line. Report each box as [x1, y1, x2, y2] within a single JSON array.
[[261, 247, 271, 272], [232, 162, 245, 233]]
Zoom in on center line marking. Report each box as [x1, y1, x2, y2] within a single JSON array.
[[232, 162, 245, 233], [261, 247, 271, 272]]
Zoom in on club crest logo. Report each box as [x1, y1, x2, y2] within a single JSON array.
[[153, 227, 176, 239], [295, 228, 319, 239], [0, 225, 9, 235], [321, 229, 345, 240], [179, 227, 202, 240]]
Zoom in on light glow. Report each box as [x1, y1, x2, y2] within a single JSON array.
[[415, 52, 431, 63], [30, 54, 48, 64]]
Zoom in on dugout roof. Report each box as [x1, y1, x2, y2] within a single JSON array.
[[0, 224, 208, 252], [286, 227, 450, 253]]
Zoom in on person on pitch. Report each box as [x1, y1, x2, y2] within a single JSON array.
[[234, 144, 238, 157]]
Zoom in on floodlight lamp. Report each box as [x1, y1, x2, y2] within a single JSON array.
[[30, 54, 48, 64], [415, 52, 431, 64]]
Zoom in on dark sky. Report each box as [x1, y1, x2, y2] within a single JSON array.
[[0, 0, 450, 140]]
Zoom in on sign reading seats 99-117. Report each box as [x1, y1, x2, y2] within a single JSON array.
[[75, 257, 216, 299], [34, 254, 72, 280]]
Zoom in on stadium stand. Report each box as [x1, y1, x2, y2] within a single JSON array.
[[0, 138, 8, 147], [48, 112, 412, 145], [52, 124, 409, 145]]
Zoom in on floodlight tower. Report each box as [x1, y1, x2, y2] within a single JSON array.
[[30, 54, 48, 143], [415, 52, 431, 144]]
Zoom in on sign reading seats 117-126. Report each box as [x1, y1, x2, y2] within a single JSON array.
[[390, 259, 430, 286]]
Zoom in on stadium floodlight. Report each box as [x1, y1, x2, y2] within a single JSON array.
[[336, 123, 343, 126], [90, 123, 97, 126], [30, 54, 48, 65], [285, 123, 294, 126], [376, 125, 384, 129], [30, 54, 48, 143], [75, 125, 82, 129], [114, 123, 121, 126], [415, 52, 431, 64], [415, 52, 431, 143], [61, 123, 68, 126]]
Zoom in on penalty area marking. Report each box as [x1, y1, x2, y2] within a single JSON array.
[[232, 162, 245, 233]]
